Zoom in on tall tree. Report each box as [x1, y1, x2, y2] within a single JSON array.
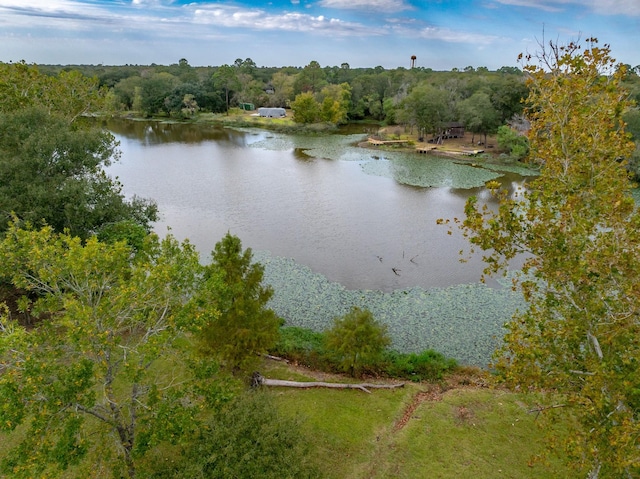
[[0, 225, 209, 479], [0, 62, 157, 239], [291, 92, 321, 124], [399, 82, 452, 140], [457, 91, 500, 145], [458, 39, 639, 477], [213, 64, 240, 115], [294, 60, 327, 94], [197, 233, 280, 372], [0, 61, 105, 123]]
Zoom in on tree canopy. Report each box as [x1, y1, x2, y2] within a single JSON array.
[[0, 62, 157, 239], [0, 224, 209, 478], [197, 232, 280, 373], [458, 38, 639, 477]]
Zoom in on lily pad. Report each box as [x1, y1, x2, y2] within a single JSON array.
[[255, 251, 525, 367]]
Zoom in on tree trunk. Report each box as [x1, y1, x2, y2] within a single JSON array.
[[251, 372, 404, 394]]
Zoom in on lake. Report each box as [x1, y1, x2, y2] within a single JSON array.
[[104, 119, 531, 366]]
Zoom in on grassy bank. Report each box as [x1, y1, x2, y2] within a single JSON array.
[[263, 360, 570, 478], [0, 357, 571, 478]]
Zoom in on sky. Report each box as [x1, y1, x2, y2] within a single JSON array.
[[1, 0, 638, 70]]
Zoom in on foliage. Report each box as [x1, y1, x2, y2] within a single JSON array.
[[96, 219, 150, 252], [317, 83, 352, 124], [272, 326, 457, 381], [291, 91, 322, 124], [138, 72, 180, 116], [0, 62, 157, 238], [457, 91, 501, 145], [0, 61, 105, 123], [213, 64, 240, 114], [496, 124, 529, 160], [0, 107, 157, 239], [622, 108, 640, 179], [398, 82, 452, 139], [197, 233, 280, 373], [177, 390, 321, 479], [458, 38, 639, 477], [324, 307, 391, 377], [383, 349, 458, 381], [0, 224, 210, 478], [270, 326, 329, 370]]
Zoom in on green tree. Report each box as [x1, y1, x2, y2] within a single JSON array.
[[291, 91, 321, 124], [324, 307, 391, 377], [0, 61, 105, 123], [179, 391, 320, 479], [622, 107, 640, 179], [294, 60, 327, 94], [317, 83, 351, 124], [268, 71, 295, 107], [458, 39, 639, 477], [457, 91, 500, 145], [496, 124, 529, 160], [0, 107, 157, 239], [198, 233, 280, 372], [399, 82, 452, 140], [213, 64, 240, 115], [0, 224, 209, 479], [139, 72, 179, 116]]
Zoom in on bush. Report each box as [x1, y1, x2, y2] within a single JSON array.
[[383, 349, 458, 381], [178, 391, 321, 479], [324, 307, 391, 377], [270, 326, 331, 370], [496, 124, 529, 160]]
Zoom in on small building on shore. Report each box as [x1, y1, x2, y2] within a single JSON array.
[[444, 122, 465, 138], [258, 107, 286, 118]]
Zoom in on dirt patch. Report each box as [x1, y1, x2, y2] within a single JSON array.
[[394, 388, 443, 431]]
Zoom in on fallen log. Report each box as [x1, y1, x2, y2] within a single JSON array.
[[251, 372, 404, 394]]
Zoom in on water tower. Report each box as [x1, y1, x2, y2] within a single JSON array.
[[410, 55, 417, 68]]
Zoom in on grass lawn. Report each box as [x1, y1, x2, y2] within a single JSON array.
[[0, 357, 571, 479], [262, 361, 570, 479]]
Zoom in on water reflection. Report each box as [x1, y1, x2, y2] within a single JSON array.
[[106, 119, 526, 291], [103, 118, 256, 147]]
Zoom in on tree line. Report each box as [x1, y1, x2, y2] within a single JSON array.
[[34, 56, 640, 176]]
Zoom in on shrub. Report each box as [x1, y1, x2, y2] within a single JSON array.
[[384, 349, 458, 381], [270, 326, 331, 370], [323, 307, 391, 377], [496, 124, 529, 160], [178, 391, 321, 479]]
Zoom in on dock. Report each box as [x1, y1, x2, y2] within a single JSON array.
[[367, 138, 411, 146], [416, 145, 437, 154]]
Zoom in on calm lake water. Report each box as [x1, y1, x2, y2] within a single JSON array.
[[105, 119, 525, 292]]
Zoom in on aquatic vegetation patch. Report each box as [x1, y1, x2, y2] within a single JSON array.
[[255, 252, 525, 367], [246, 130, 531, 189], [478, 161, 540, 176], [363, 154, 503, 188]]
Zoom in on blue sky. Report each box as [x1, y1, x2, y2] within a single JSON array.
[[1, 0, 638, 69]]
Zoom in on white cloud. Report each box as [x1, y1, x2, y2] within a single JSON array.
[[583, 0, 640, 16], [318, 0, 412, 13], [492, 0, 640, 16], [415, 26, 499, 45], [491, 0, 564, 12], [193, 5, 374, 35]]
